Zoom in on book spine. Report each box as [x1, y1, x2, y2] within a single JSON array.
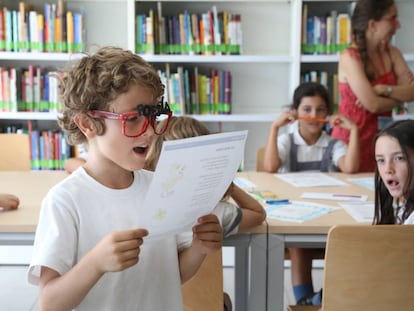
[[73, 13, 83, 52], [66, 11, 73, 52]]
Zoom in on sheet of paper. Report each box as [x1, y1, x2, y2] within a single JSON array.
[[348, 177, 375, 191], [340, 202, 374, 223], [139, 130, 248, 239], [301, 192, 368, 202], [274, 172, 347, 187], [265, 201, 336, 223], [233, 177, 257, 189]]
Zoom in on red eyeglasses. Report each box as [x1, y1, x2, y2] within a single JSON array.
[[88, 101, 172, 137]]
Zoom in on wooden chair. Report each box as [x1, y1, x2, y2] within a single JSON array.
[[256, 147, 266, 172], [0, 133, 31, 171], [289, 224, 414, 311], [182, 250, 223, 311]]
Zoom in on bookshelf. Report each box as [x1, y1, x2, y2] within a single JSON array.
[[1, 0, 414, 170]]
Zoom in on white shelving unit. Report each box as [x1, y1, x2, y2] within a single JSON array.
[[1, 0, 414, 169]]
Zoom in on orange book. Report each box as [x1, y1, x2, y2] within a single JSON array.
[[199, 17, 205, 55], [55, 17, 61, 44]]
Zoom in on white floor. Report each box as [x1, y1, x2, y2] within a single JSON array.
[[0, 246, 323, 311]]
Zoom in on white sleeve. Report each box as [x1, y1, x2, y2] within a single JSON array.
[[332, 139, 348, 167], [277, 133, 291, 173]]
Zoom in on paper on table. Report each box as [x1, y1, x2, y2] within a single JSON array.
[[265, 201, 336, 223], [340, 202, 374, 223], [139, 130, 248, 239], [233, 177, 257, 189], [301, 192, 368, 202], [348, 177, 375, 191], [275, 172, 347, 187]]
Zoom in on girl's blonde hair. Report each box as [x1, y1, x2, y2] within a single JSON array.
[[145, 116, 210, 171]]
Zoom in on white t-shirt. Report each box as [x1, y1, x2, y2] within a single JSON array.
[[277, 128, 348, 173], [28, 168, 191, 311], [404, 212, 414, 224]]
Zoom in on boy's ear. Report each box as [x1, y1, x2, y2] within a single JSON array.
[[74, 113, 96, 138]]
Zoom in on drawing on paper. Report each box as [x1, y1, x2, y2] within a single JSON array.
[[161, 163, 186, 197], [153, 208, 167, 221]]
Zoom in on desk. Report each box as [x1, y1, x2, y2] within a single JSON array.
[[0, 171, 68, 245], [0, 171, 269, 311], [237, 171, 374, 311]]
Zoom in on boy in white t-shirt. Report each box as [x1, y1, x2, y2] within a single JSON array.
[[28, 47, 223, 311]]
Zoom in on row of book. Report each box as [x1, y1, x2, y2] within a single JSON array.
[[136, 5, 242, 55], [0, 125, 70, 170], [0, 65, 61, 112], [302, 5, 351, 55], [29, 129, 70, 170], [158, 64, 231, 115], [0, 1, 84, 53], [301, 70, 339, 112]]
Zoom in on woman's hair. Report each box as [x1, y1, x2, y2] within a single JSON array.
[[373, 119, 414, 224], [144, 116, 210, 171], [351, 0, 395, 81], [291, 82, 332, 114], [57, 46, 164, 145]]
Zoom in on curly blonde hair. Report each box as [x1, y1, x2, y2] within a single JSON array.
[[144, 116, 210, 171], [57, 46, 164, 145]]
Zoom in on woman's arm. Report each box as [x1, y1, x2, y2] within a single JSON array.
[[339, 50, 401, 114], [374, 46, 414, 103]]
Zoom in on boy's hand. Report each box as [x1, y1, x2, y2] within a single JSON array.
[[192, 214, 222, 254], [91, 229, 148, 274], [0, 194, 20, 210]]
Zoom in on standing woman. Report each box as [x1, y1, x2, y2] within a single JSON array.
[[332, 0, 414, 172]]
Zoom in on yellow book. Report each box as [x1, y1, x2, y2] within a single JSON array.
[[336, 13, 350, 45], [66, 12, 73, 43]]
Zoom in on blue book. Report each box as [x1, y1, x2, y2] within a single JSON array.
[[30, 130, 40, 170]]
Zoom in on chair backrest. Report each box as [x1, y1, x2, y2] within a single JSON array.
[[322, 224, 414, 311], [182, 250, 223, 311], [0, 133, 31, 171], [256, 147, 265, 172]]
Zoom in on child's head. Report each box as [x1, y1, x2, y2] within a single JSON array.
[[351, 0, 398, 80], [145, 116, 210, 171], [58, 46, 165, 146], [292, 82, 332, 113], [292, 82, 331, 134], [374, 120, 414, 224]]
